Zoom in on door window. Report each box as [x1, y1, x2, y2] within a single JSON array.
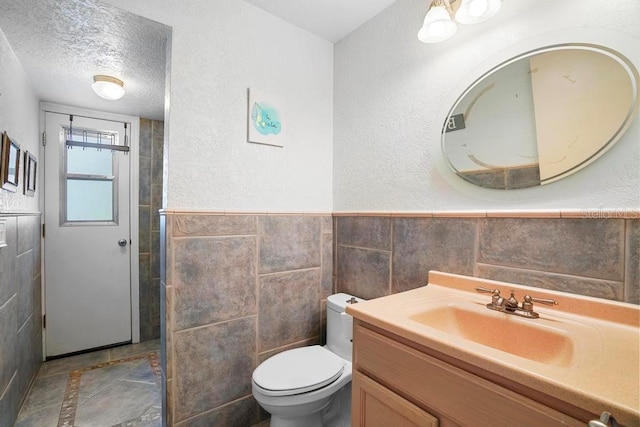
[[63, 127, 119, 224]]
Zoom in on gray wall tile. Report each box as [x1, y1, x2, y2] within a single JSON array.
[[31, 275, 42, 340], [175, 396, 258, 427], [139, 157, 152, 206], [479, 218, 625, 281], [321, 233, 333, 299], [139, 253, 151, 340], [0, 216, 17, 307], [321, 216, 333, 234], [337, 216, 391, 250], [17, 216, 36, 256], [173, 237, 257, 330], [139, 118, 152, 158], [16, 316, 35, 401], [337, 246, 390, 299], [625, 219, 640, 304], [139, 206, 151, 253], [32, 219, 41, 278], [153, 156, 163, 186], [16, 251, 33, 328], [140, 119, 164, 343], [259, 269, 321, 351], [152, 121, 164, 158], [0, 295, 17, 394], [173, 215, 257, 237], [151, 231, 161, 279], [139, 254, 151, 289], [152, 119, 164, 138], [173, 317, 256, 422], [476, 264, 624, 301], [392, 218, 477, 293], [259, 216, 321, 273], [0, 374, 19, 427], [0, 215, 42, 427]]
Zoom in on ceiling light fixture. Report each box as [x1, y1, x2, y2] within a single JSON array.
[[92, 75, 125, 100], [418, 0, 502, 43]]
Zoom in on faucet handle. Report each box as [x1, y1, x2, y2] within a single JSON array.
[[525, 295, 558, 306], [475, 287, 500, 296], [521, 295, 558, 314]]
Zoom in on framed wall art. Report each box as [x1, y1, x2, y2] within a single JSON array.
[[23, 151, 37, 196], [1, 132, 20, 192], [247, 87, 285, 147]]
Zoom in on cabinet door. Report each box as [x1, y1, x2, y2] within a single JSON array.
[[352, 371, 439, 427], [354, 325, 585, 427]]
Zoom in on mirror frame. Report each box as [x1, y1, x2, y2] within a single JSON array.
[[441, 43, 640, 189]]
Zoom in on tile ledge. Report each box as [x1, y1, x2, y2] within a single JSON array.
[[160, 210, 640, 219], [161, 209, 332, 216]]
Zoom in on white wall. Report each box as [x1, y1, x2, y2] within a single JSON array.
[[102, 0, 334, 212], [334, 0, 640, 211], [0, 28, 40, 213]]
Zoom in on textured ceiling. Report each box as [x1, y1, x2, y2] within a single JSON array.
[[0, 0, 169, 120], [0, 0, 396, 122], [243, 0, 398, 42]]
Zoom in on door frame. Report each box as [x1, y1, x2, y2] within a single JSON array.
[[39, 102, 141, 352]]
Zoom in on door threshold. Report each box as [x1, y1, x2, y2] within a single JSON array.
[[46, 340, 132, 361]]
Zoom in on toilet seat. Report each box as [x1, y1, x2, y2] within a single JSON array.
[[253, 346, 345, 397]]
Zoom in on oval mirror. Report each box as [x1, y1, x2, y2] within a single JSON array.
[[442, 44, 640, 189]]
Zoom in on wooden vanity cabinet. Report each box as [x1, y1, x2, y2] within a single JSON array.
[[351, 320, 586, 427]]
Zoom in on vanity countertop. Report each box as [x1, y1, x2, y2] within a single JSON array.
[[346, 271, 640, 426]]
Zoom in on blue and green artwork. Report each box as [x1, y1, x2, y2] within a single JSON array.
[[251, 102, 282, 136]]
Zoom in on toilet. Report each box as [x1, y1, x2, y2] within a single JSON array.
[[252, 293, 365, 427]]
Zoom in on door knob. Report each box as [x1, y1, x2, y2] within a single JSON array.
[[118, 239, 128, 247]]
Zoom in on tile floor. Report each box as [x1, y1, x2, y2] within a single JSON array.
[[14, 340, 162, 427]]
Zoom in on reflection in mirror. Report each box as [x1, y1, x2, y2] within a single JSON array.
[[442, 44, 640, 189]]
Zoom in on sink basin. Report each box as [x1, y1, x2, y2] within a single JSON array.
[[409, 302, 575, 367]]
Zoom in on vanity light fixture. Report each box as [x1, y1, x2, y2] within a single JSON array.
[[418, 0, 502, 43], [91, 75, 125, 100]]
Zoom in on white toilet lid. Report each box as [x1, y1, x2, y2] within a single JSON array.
[[253, 346, 345, 396]]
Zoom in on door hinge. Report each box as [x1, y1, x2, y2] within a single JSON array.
[[42, 223, 45, 238], [43, 314, 46, 329], [42, 131, 46, 146]]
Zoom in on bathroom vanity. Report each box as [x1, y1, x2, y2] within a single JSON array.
[[346, 272, 640, 427]]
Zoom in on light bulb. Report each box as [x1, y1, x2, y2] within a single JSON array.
[[417, 5, 457, 43], [468, 0, 488, 17], [429, 21, 445, 37], [455, 0, 502, 25]]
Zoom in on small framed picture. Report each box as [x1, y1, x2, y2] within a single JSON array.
[[1, 132, 20, 192], [247, 87, 285, 147], [23, 151, 37, 196]]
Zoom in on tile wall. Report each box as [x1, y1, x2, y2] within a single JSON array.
[[161, 212, 333, 427], [335, 215, 639, 304], [158, 211, 637, 426], [139, 118, 164, 342], [0, 213, 42, 427]]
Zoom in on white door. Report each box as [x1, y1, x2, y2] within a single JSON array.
[[44, 111, 132, 357]]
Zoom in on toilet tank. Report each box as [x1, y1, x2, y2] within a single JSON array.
[[326, 293, 366, 361]]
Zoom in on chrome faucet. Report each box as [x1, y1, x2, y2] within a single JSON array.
[[475, 287, 558, 319]]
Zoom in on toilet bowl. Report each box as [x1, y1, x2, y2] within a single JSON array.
[[252, 293, 364, 427]]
